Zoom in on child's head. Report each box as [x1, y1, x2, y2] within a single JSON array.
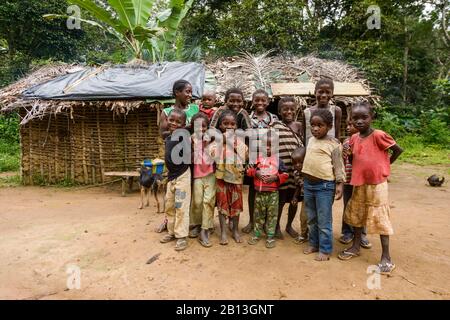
[[262, 129, 277, 157], [291, 147, 306, 172], [191, 112, 209, 134], [167, 108, 187, 133], [310, 108, 333, 139], [346, 114, 359, 136], [218, 109, 237, 133], [201, 90, 217, 109], [252, 89, 269, 114], [173, 80, 193, 106], [225, 88, 245, 113], [315, 78, 334, 108], [351, 101, 374, 133], [278, 97, 297, 123]]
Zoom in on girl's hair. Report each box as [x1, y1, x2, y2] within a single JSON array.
[[169, 108, 187, 124], [278, 96, 297, 113], [315, 78, 334, 92], [191, 112, 209, 126], [351, 101, 374, 116], [225, 88, 244, 102], [217, 109, 237, 126], [172, 79, 191, 96], [252, 89, 269, 99], [311, 108, 333, 126]]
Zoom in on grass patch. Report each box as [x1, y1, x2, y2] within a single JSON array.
[[0, 174, 22, 187], [0, 140, 20, 172], [396, 135, 450, 166]]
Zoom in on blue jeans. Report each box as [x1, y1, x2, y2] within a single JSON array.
[[304, 178, 335, 254]]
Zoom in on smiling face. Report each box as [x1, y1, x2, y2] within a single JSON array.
[[219, 114, 237, 133], [279, 102, 296, 123], [252, 93, 269, 114], [315, 83, 333, 107], [226, 93, 244, 113], [310, 115, 332, 139], [175, 84, 193, 107], [167, 112, 186, 133], [351, 106, 373, 134]]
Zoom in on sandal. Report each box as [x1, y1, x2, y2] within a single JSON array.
[[160, 234, 175, 243], [247, 236, 260, 245], [265, 238, 276, 249], [378, 262, 396, 275], [360, 238, 373, 249], [198, 237, 212, 248], [293, 235, 308, 245], [338, 249, 360, 260], [175, 238, 188, 251], [339, 234, 354, 244], [189, 226, 201, 238]]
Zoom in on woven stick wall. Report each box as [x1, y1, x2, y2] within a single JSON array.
[[20, 105, 161, 185]]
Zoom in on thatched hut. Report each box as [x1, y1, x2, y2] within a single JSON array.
[[0, 54, 377, 185]]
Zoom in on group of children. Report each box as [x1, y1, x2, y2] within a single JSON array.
[[157, 78, 403, 275]]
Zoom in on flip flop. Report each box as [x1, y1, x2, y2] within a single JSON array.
[[293, 236, 308, 245], [339, 234, 354, 244], [248, 236, 260, 245], [360, 238, 373, 249], [198, 237, 212, 248], [174, 238, 188, 251], [160, 234, 175, 243], [338, 249, 360, 260], [378, 262, 396, 275], [265, 238, 276, 249]]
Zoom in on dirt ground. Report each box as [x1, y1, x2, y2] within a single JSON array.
[[0, 163, 449, 300]]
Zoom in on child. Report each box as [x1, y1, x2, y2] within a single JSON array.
[[302, 108, 345, 261], [242, 89, 279, 234], [302, 78, 342, 146], [189, 112, 216, 247], [159, 109, 192, 251], [199, 90, 218, 120], [210, 88, 252, 130], [270, 97, 304, 239], [159, 79, 199, 139], [209, 110, 248, 245], [246, 130, 288, 248], [290, 147, 309, 244], [338, 102, 403, 275], [339, 117, 372, 248]]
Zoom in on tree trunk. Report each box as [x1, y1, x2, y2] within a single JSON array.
[[403, 19, 409, 103]]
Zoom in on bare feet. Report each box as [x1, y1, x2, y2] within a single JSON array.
[[138, 204, 143, 210], [285, 225, 299, 238], [242, 223, 253, 234], [220, 232, 228, 245], [232, 230, 242, 243], [303, 245, 319, 255], [315, 252, 330, 261]]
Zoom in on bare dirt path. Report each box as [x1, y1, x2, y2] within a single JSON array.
[[0, 163, 449, 300]]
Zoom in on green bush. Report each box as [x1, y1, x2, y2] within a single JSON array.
[[0, 114, 20, 172], [421, 118, 450, 146]]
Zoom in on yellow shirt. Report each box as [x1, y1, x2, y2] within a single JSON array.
[[302, 136, 345, 183], [208, 139, 248, 184]]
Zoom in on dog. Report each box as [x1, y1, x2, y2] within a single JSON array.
[[138, 166, 167, 212]]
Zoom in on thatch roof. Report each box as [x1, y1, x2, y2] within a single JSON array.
[[0, 54, 379, 125]]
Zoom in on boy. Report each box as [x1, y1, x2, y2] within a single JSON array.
[[160, 109, 192, 251], [247, 131, 288, 248], [199, 90, 218, 120], [302, 78, 342, 146]]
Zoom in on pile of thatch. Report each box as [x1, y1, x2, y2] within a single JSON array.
[[205, 52, 379, 107]]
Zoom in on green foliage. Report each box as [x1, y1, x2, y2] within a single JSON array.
[[0, 114, 20, 172], [396, 135, 449, 166], [0, 174, 22, 188]]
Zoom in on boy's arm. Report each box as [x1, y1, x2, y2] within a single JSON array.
[[159, 111, 170, 139], [334, 106, 342, 141], [301, 110, 306, 145], [389, 144, 403, 164], [291, 186, 301, 205]]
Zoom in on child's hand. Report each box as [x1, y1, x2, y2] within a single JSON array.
[[264, 175, 279, 184], [343, 144, 352, 157], [335, 182, 343, 200], [255, 170, 263, 181]]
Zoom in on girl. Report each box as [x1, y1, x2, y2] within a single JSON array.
[[338, 102, 403, 275], [210, 88, 252, 130], [209, 110, 248, 245], [189, 112, 216, 247], [270, 97, 305, 240], [242, 89, 279, 234], [159, 79, 199, 139], [302, 108, 345, 261], [302, 78, 342, 146]]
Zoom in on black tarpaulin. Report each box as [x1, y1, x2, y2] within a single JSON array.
[[21, 62, 205, 100]]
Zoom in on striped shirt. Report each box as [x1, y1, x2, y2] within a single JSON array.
[[270, 121, 303, 189], [343, 138, 352, 184]]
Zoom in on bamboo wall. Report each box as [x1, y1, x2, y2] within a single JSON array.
[[19, 105, 162, 185]]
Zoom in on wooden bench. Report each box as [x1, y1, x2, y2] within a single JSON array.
[[104, 171, 140, 196]]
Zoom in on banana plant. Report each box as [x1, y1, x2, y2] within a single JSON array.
[[44, 0, 194, 62]]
